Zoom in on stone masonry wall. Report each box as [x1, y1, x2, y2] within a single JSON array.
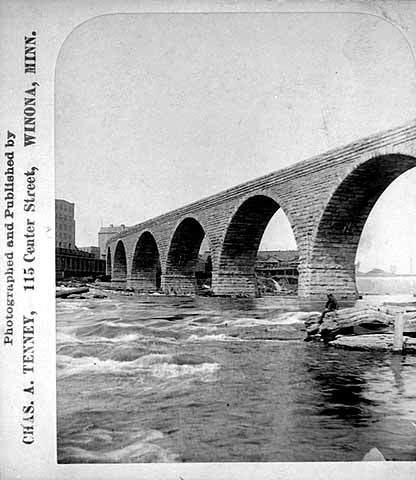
[[108, 120, 416, 299]]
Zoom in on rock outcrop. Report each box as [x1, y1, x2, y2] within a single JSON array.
[[305, 306, 390, 341], [304, 303, 416, 353], [330, 334, 416, 353], [320, 306, 391, 341]]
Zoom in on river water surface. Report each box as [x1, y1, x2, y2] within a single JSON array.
[[56, 293, 416, 463]]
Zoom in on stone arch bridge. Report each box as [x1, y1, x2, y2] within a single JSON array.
[[107, 121, 416, 299]]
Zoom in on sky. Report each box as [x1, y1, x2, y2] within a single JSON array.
[[55, 13, 416, 273]]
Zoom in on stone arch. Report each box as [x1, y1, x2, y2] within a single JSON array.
[[214, 194, 295, 297], [307, 154, 416, 299], [106, 247, 112, 277], [130, 231, 161, 292], [163, 217, 208, 295], [112, 240, 127, 283]]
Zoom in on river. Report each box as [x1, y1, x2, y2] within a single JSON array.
[[56, 293, 416, 463]]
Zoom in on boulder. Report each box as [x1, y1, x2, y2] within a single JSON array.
[[329, 334, 394, 351], [304, 313, 323, 337], [303, 303, 416, 352], [362, 447, 386, 461], [329, 334, 416, 353], [380, 305, 416, 336]]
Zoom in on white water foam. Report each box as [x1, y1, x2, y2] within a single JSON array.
[[57, 330, 144, 346], [90, 333, 147, 344], [223, 311, 319, 327], [275, 311, 320, 324], [187, 323, 219, 331], [222, 317, 277, 327], [61, 428, 178, 463], [186, 333, 241, 342], [103, 320, 139, 328], [56, 330, 82, 345], [57, 353, 220, 381]]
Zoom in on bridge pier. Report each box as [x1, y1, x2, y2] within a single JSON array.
[[162, 274, 197, 295], [212, 271, 258, 297], [128, 277, 158, 293], [298, 265, 359, 300], [111, 278, 127, 289]]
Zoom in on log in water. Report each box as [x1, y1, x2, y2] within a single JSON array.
[[56, 287, 89, 298]]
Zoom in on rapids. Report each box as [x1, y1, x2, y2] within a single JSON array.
[[57, 293, 416, 462]]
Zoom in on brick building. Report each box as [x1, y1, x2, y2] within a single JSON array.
[[55, 199, 105, 279], [55, 199, 75, 249]]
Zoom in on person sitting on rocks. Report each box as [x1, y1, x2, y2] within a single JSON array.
[[319, 293, 338, 324]]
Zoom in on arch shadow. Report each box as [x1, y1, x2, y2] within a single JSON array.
[[164, 217, 208, 295], [106, 247, 112, 277], [130, 231, 161, 292], [112, 240, 127, 283]]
